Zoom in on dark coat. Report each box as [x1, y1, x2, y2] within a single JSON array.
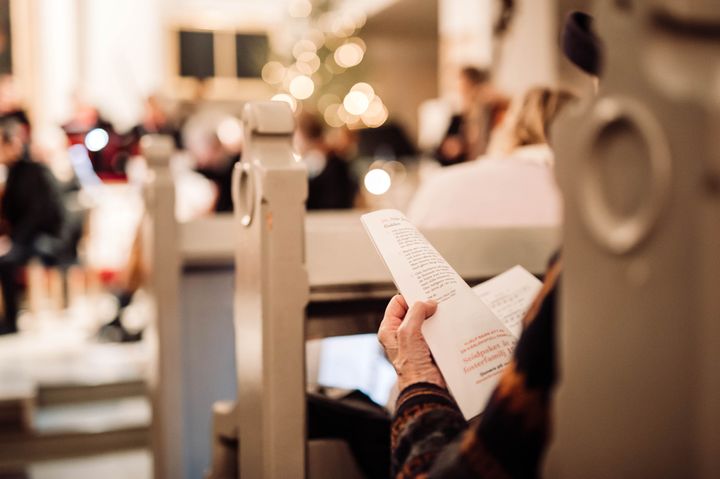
[[1, 154, 65, 245]]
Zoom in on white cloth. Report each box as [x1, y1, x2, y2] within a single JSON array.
[[407, 145, 562, 228]]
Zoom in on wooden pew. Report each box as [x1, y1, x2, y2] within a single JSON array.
[[209, 102, 560, 479], [141, 137, 237, 479]]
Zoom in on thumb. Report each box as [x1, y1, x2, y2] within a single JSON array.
[[400, 300, 438, 335]]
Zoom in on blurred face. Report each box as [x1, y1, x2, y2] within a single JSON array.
[[0, 136, 23, 165], [458, 75, 476, 108]]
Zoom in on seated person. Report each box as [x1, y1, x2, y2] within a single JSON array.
[[0, 120, 66, 334], [378, 11, 602, 478], [379, 258, 560, 478], [294, 112, 357, 210], [408, 87, 574, 229], [435, 67, 508, 166]]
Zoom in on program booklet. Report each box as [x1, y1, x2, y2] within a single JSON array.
[[361, 209, 542, 419]]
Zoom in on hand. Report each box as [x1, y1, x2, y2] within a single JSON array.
[[378, 295, 445, 390], [440, 137, 463, 159], [0, 236, 11, 256]]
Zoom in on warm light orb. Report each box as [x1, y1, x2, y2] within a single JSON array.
[[271, 93, 298, 111], [217, 117, 243, 147], [350, 82, 375, 100], [85, 128, 109, 152], [289, 75, 315, 100], [343, 91, 370, 115], [288, 0, 312, 18], [323, 103, 344, 128], [364, 168, 392, 195], [296, 51, 321, 74], [261, 61, 285, 84], [361, 97, 389, 128], [293, 40, 317, 59], [334, 43, 364, 68]]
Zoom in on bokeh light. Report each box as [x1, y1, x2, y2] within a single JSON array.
[[334, 40, 365, 68], [217, 117, 243, 147], [261, 61, 285, 85], [288, 0, 312, 18], [323, 103, 345, 128], [296, 51, 321, 74], [350, 82, 375, 100], [364, 168, 392, 195], [271, 93, 298, 112], [292, 40, 317, 59], [305, 29, 325, 49], [361, 97, 389, 128], [289, 75, 315, 100], [343, 91, 370, 115], [85, 128, 109, 152]]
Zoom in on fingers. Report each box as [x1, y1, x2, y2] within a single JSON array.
[[398, 300, 437, 337], [378, 295, 407, 350], [384, 294, 408, 319]]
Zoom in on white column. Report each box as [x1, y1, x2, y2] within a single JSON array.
[[548, 1, 720, 477], [141, 135, 185, 479], [234, 102, 309, 479], [438, 0, 493, 97]]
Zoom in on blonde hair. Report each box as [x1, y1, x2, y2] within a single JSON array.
[[488, 86, 575, 156]]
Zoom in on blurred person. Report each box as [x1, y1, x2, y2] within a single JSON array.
[[0, 75, 31, 142], [294, 112, 357, 210], [0, 120, 66, 334], [408, 86, 575, 228], [129, 94, 182, 149], [193, 134, 241, 213], [435, 67, 509, 166], [182, 107, 243, 213], [62, 95, 133, 179], [380, 11, 602, 478]]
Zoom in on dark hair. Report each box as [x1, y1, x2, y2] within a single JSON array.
[[296, 112, 324, 141], [460, 66, 490, 86], [0, 118, 22, 145], [561, 11, 604, 76]]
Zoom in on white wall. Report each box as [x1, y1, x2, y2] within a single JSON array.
[[81, 0, 165, 131], [493, 0, 558, 94], [438, 0, 493, 96]]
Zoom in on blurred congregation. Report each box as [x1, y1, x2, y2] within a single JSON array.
[[0, 0, 718, 478]]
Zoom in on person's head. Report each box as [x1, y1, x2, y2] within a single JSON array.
[[0, 119, 26, 165], [561, 11, 603, 94], [143, 94, 168, 127], [458, 66, 491, 108], [293, 112, 325, 155], [488, 87, 575, 155], [513, 87, 575, 147]]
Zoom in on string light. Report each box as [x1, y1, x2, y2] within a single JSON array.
[[323, 103, 345, 128], [343, 90, 370, 115], [364, 168, 392, 195], [334, 43, 364, 68], [217, 117, 243, 147], [288, 0, 312, 18], [85, 128, 109, 152], [261, 61, 285, 85], [289, 75, 315, 100], [271, 93, 298, 111], [361, 97, 389, 128]]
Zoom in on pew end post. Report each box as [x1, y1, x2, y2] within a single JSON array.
[[233, 101, 309, 478], [141, 134, 186, 479]]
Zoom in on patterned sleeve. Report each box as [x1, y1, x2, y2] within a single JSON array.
[[391, 258, 562, 479], [391, 383, 467, 478]]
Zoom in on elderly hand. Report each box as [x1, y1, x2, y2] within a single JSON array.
[[378, 295, 445, 391]]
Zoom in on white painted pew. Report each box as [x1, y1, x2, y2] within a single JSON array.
[[219, 102, 561, 479], [141, 137, 238, 479]]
